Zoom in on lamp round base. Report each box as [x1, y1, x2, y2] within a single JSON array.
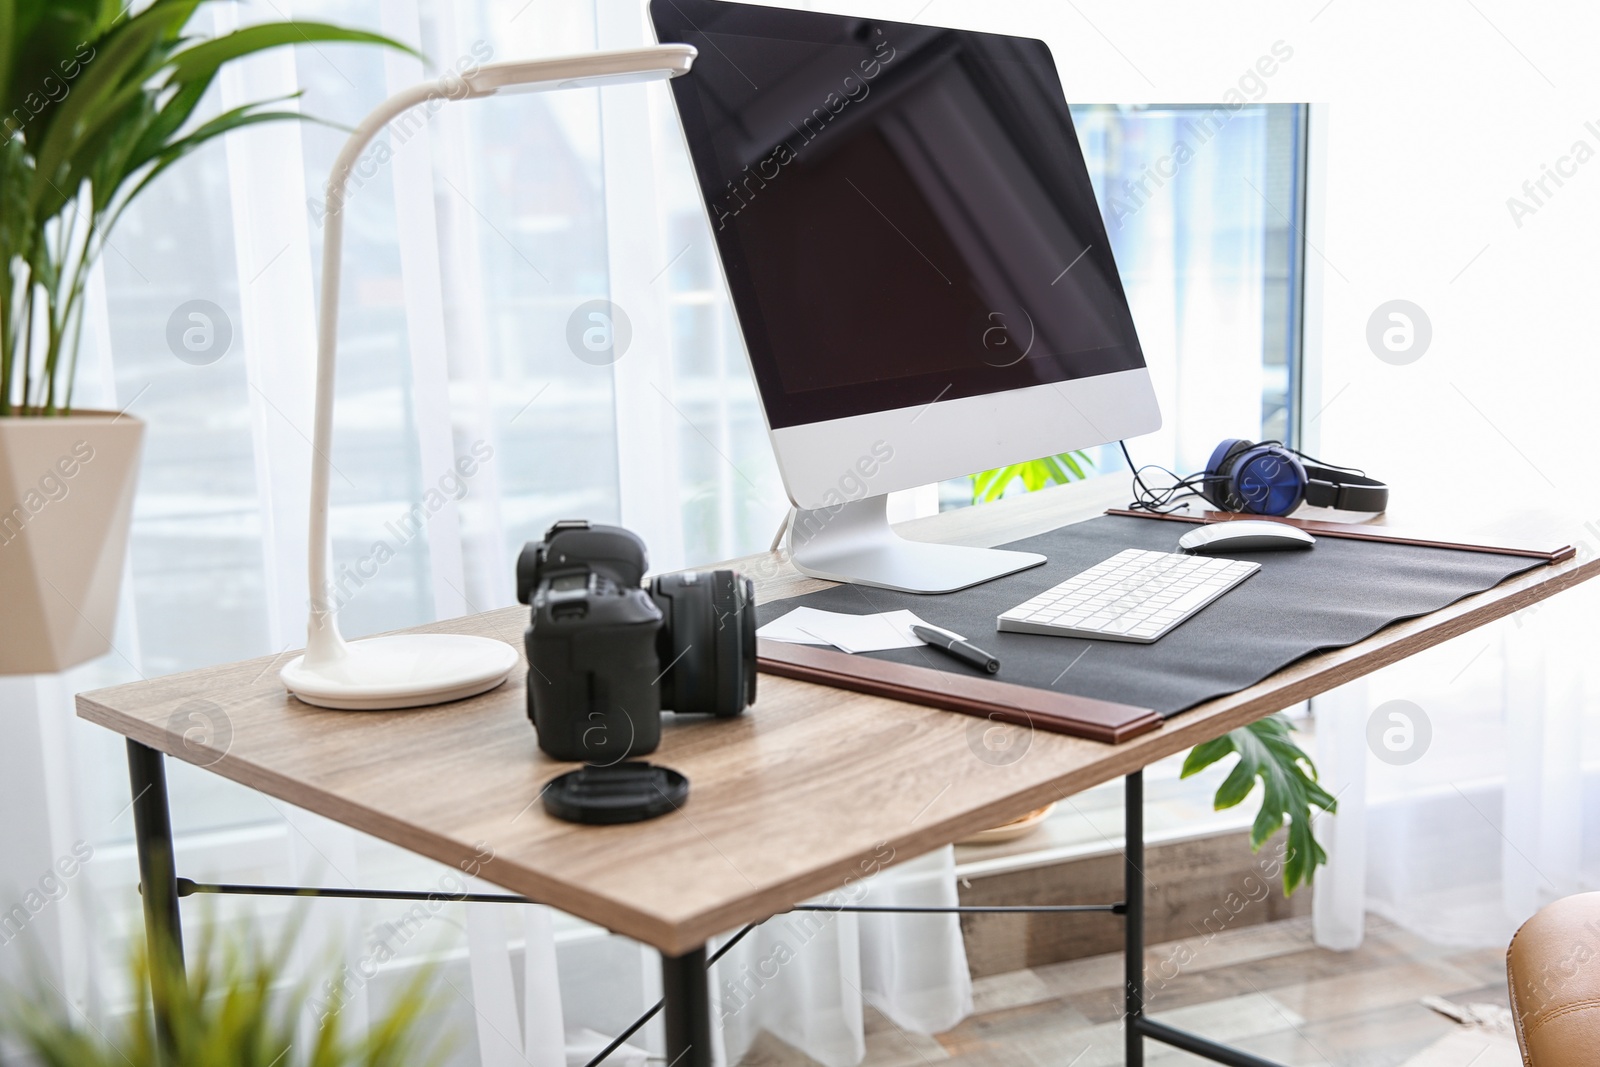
[[281, 634, 518, 710]]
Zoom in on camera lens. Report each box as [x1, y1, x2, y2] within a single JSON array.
[[649, 570, 756, 717]]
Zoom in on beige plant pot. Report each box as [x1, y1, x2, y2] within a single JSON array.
[[0, 410, 144, 674]]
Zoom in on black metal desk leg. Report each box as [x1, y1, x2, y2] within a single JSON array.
[[661, 946, 713, 1067], [1125, 770, 1145, 1067], [1122, 768, 1287, 1067], [128, 740, 185, 1045]]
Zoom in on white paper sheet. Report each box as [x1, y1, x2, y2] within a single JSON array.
[[757, 607, 933, 653]]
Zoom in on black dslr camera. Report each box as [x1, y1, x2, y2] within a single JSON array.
[[516, 521, 757, 762]]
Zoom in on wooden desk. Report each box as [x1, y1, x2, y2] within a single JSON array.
[[77, 481, 1597, 1067]]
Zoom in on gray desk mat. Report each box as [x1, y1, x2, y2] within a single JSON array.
[[755, 514, 1543, 717]]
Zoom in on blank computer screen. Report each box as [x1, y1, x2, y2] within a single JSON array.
[[652, 0, 1147, 430]]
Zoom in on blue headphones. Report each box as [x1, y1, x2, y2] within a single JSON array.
[[1201, 439, 1388, 516]]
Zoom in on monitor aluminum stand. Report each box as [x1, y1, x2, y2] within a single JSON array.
[[785, 494, 1045, 594]]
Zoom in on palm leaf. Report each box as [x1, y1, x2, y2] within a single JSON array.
[[1, 0, 416, 414], [101, 105, 310, 239], [1, 0, 114, 147], [27, 5, 180, 208], [23, 0, 188, 201], [0, 1, 16, 128], [166, 21, 422, 85], [122, 68, 218, 174]]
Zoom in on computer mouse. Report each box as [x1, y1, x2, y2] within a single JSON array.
[[1178, 520, 1316, 554]]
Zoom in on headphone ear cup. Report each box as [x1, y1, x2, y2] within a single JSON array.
[[1233, 448, 1307, 515], [1203, 439, 1255, 509]]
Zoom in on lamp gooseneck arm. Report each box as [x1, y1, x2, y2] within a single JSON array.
[[296, 47, 695, 673], [304, 79, 467, 669]]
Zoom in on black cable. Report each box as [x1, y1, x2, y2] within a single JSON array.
[[1119, 440, 1158, 506], [1119, 440, 1209, 515]]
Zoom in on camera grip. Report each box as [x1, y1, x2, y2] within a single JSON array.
[[527, 624, 661, 762]]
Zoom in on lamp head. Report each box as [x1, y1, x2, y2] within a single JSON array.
[[463, 44, 696, 96]]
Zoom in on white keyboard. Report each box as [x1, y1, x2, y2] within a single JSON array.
[[997, 549, 1259, 643]]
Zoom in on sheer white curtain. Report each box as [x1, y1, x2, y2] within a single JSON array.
[[0, 0, 971, 1062], [1314, 584, 1600, 951], [709, 851, 970, 1067], [1307, 69, 1600, 952]]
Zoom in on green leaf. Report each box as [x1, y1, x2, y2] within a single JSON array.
[[2, 0, 414, 414], [105, 103, 310, 224], [28, 12, 177, 213], [166, 21, 421, 87], [1252, 784, 1285, 846], [970, 450, 1095, 504], [1180, 735, 1235, 776], [1, 918, 455, 1066], [0, 0, 15, 119], [1213, 757, 1256, 809], [121, 70, 216, 176], [1178, 713, 1338, 895], [1, 0, 107, 147]]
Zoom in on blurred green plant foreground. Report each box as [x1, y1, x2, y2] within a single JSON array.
[[2, 922, 452, 1067]]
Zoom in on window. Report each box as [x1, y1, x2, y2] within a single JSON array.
[[940, 102, 1310, 507]]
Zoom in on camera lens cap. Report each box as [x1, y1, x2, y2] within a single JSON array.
[[541, 762, 689, 825]]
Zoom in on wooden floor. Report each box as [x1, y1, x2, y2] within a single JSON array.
[[737, 914, 1513, 1067]]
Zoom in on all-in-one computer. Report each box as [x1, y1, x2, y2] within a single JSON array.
[[652, 0, 1162, 593]]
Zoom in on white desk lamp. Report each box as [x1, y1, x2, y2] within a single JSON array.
[[281, 45, 697, 710]]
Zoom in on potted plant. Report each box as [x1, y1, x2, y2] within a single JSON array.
[[0, 0, 410, 673]]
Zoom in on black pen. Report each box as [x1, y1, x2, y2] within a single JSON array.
[[912, 624, 1000, 674]]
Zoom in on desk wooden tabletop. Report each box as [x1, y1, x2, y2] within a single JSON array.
[[76, 481, 1599, 954]]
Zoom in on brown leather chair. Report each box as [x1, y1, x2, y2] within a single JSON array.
[[1507, 892, 1600, 1065]]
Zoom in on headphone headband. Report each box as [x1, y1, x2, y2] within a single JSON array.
[[1301, 464, 1388, 512]]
